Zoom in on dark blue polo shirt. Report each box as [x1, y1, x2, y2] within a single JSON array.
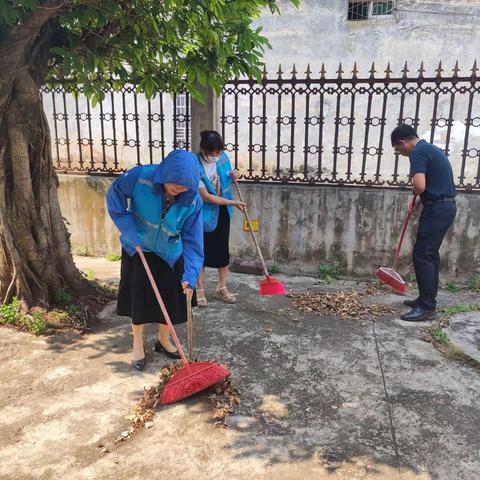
[[409, 139, 457, 203]]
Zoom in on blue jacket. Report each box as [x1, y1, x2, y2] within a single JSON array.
[[197, 152, 234, 232], [106, 150, 204, 288]]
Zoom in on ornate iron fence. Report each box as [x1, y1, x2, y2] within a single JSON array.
[[40, 82, 191, 175], [221, 62, 480, 191], [43, 63, 480, 191]]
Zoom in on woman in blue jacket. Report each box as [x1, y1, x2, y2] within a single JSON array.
[[195, 131, 246, 306], [107, 150, 204, 371]]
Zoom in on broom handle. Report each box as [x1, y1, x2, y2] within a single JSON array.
[[187, 294, 193, 362], [234, 181, 270, 278], [136, 246, 189, 367], [392, 195, 417, 270]]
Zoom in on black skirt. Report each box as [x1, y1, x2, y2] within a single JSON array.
[[204, 205, 230, 268], [117, 250, 197, 326]]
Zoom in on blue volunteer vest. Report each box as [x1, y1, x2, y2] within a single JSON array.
[[129, 165, 196, 264], [197, 152, 234, 232]]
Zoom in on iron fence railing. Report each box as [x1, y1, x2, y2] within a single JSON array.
[[221, 63, 480, 191], [41, 82, 191, 175], [43, 63, 480, 191]]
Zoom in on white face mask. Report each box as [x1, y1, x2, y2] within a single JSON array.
[[205, 155, 219, 164]]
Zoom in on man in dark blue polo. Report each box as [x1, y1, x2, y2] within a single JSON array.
[[391, 124, 457, 321]]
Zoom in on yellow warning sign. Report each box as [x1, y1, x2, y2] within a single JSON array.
[[243, 219, 259, 232]]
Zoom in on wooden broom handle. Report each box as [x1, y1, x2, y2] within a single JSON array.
[[136, 246, 189, 367], [187, 295, 193, 362], [392, 195, 417, 270], [234, 181, 270, 278]]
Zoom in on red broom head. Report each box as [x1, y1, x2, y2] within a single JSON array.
[[260, 275, 287, 296], [375, 267, 408, 295], [160, 361, 230, 404]]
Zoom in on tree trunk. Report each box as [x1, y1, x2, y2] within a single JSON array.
[[0, 1, 88, 308], [0, 66, 85, 308]]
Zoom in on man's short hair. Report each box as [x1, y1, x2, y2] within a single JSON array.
[[391, 124, 419, 146]]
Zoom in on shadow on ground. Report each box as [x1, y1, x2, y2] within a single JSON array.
[[0, 261, 479, 480]]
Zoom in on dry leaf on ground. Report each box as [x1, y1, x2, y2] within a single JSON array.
[[288, 286, 395, 320], [115, 361, 240, 442]]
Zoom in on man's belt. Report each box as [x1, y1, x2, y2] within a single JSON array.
[[422, 197, 456, 206]]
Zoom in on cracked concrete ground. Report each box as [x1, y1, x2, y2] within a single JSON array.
[[0, 257, 479, 480]]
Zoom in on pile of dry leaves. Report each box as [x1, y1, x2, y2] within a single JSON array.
[[288, 285, 396, 320], [115, 362, 240, 443], [205, 379, 241, 428]]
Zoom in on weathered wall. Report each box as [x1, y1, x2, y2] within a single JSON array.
[[217, 0, 480, 185], [257, 0, 480, 74], [58, 174, 480, 279]]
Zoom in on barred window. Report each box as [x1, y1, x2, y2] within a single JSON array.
[[348, 1, 394, 21], [175, 94, 187, 146]]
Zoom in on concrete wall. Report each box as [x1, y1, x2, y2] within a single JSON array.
[[257, 0, 480, 74], [58, 174, 480, 279], [218, 0, 480, 185]]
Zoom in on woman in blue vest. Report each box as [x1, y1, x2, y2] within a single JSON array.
[[106, 150, 204, 371], [195, 131, 246, 306]]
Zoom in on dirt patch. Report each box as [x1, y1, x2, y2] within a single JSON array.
[[40, 281, 115, 333]]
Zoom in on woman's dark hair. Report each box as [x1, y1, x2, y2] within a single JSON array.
[[391, 124, 418, 146], [200, 130, 225, 153]]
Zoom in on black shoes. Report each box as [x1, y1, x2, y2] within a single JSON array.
[[154, 339, 181, 359], [403, 298, 419, 308], [132, 338, 180, 370], [131, 349, 146, 371], [400, 306, 437, 322]]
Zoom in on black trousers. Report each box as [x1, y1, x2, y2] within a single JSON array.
[[412, 202, 456, 310]]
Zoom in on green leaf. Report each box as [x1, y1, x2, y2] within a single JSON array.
[[29, 0, 296, 99], [50, 47, 66, 57], [91, 91, 105, 108]]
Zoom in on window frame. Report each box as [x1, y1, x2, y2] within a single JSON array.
[[347, 0, 395, 22]]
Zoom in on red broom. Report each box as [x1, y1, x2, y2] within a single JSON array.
[[234, 182, 286, 296], [136, 247, 230, 404], [375, 195, 417, 294]]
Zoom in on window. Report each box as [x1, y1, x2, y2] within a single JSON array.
[[174, 94, 188, 147], [348, 1, 394, 21]]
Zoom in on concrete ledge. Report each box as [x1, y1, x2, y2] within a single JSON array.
[[58, 174, 480, 278]]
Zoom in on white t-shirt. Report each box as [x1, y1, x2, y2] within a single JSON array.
[[198, 158, 219, 194]]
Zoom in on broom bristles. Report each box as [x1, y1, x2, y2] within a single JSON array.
[[375, 267, 408, 294], [260, 275, 287, 296], [160, 362, 230, 404]]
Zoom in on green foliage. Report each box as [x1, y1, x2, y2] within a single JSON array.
[[431, 327, 449, 344], [429, 326, 480, 368], [67, 304, 80, 316], [51, 310, 70, 323], [0, 0, 38, 27], [73, 245, 90, 257], [318, 262, 344, 283], [466, 273, 480, 292], [83, 270, 95, 281], [0, 297, 21, 325], [54, 289, 74, 305], [93, 281, 116, 297], [23, 312, 48, 335], [269, 264, 280, 275], [0, 298, 47, 335], [404, 273, 416, 283], [106, 253, 121, 262], [445, 282, 461, 293], [442, 304, 480, 317], [1, 0, 299, 102]]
